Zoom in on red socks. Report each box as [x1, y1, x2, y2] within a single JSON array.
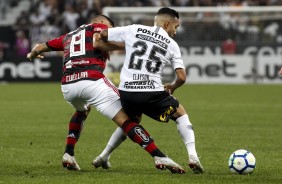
[[65, 111, 87, 156], [122, 120, 166, 157]]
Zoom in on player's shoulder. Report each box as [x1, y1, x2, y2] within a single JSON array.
[[165, 37, 180, 54], [131, 24, 147, 27], [169, 38, 179, 47], [129, 24, 150, 30]]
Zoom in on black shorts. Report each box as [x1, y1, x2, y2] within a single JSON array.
[[119, 90, 179, 122]]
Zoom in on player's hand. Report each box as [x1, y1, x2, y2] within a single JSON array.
[[27, 51, 44, 60], [279, 67, 282, 76], [164, 83, 175, 95]]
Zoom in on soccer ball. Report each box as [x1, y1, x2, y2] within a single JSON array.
[[228, 149, 256, 174]]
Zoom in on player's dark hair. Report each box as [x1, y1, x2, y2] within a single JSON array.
[[101, 15, 115, 27], [90, 15, 115, 27], [157, 7, 179, 19]]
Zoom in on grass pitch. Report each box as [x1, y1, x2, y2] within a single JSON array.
[[0, 83, 281, 184]]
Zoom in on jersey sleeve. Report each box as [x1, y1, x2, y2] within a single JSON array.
[[46, 34, 65, 51], [108, 26, 127, 42], [170, 42, 185, 70]]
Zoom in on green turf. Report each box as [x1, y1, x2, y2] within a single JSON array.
[[0, 83, 281, 184]]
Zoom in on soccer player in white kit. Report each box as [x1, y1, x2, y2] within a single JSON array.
[[93, 7, 204, 174], [27, 15, 185, 174]]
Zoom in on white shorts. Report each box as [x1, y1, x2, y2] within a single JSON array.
[[61, 78, 122, 120]]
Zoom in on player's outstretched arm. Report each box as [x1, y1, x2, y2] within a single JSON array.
[[93, 32, 124, 52], [100, 29, 108, 42], [164, 68, 186, 94], [27, 43, 51, 60]]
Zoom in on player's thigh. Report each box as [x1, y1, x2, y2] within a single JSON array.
[[61, 83, 88, 111], [119, 90, 142, 122], [145, 92, 179, 123], [82, 78, 121, 119], [111, 108, 130, 127]]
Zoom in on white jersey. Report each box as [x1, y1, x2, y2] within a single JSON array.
[[108, 24, 185, 92]]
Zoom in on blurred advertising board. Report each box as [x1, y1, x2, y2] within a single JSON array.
[[1, 55, 281, 84], [0, 57, 62, 82], [106, 54, 282, 84]]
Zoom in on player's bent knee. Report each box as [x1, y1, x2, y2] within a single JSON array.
[[112, 109, 130, 127], [76, 110, 88, 118], [172, 104, 187, 119]]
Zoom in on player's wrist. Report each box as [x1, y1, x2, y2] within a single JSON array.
[[170, 82, 178, 91]]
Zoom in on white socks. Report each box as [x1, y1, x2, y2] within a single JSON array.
[[99, 127, 127, 161], [175, 114, 198, 159]]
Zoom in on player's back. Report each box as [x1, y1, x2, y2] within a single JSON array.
[[62, 23, 109, 71], [114, 24, 182, 92], [48, 23, 109, 84]]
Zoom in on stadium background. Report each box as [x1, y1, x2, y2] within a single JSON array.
[[1, 1, 282, 184], [0, 0, 281, 83]]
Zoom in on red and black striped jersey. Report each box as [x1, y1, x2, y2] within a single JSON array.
[[46, 23, 109, 84]]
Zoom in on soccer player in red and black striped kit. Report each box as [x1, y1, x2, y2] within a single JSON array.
[[27, 15, 185, 174]]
